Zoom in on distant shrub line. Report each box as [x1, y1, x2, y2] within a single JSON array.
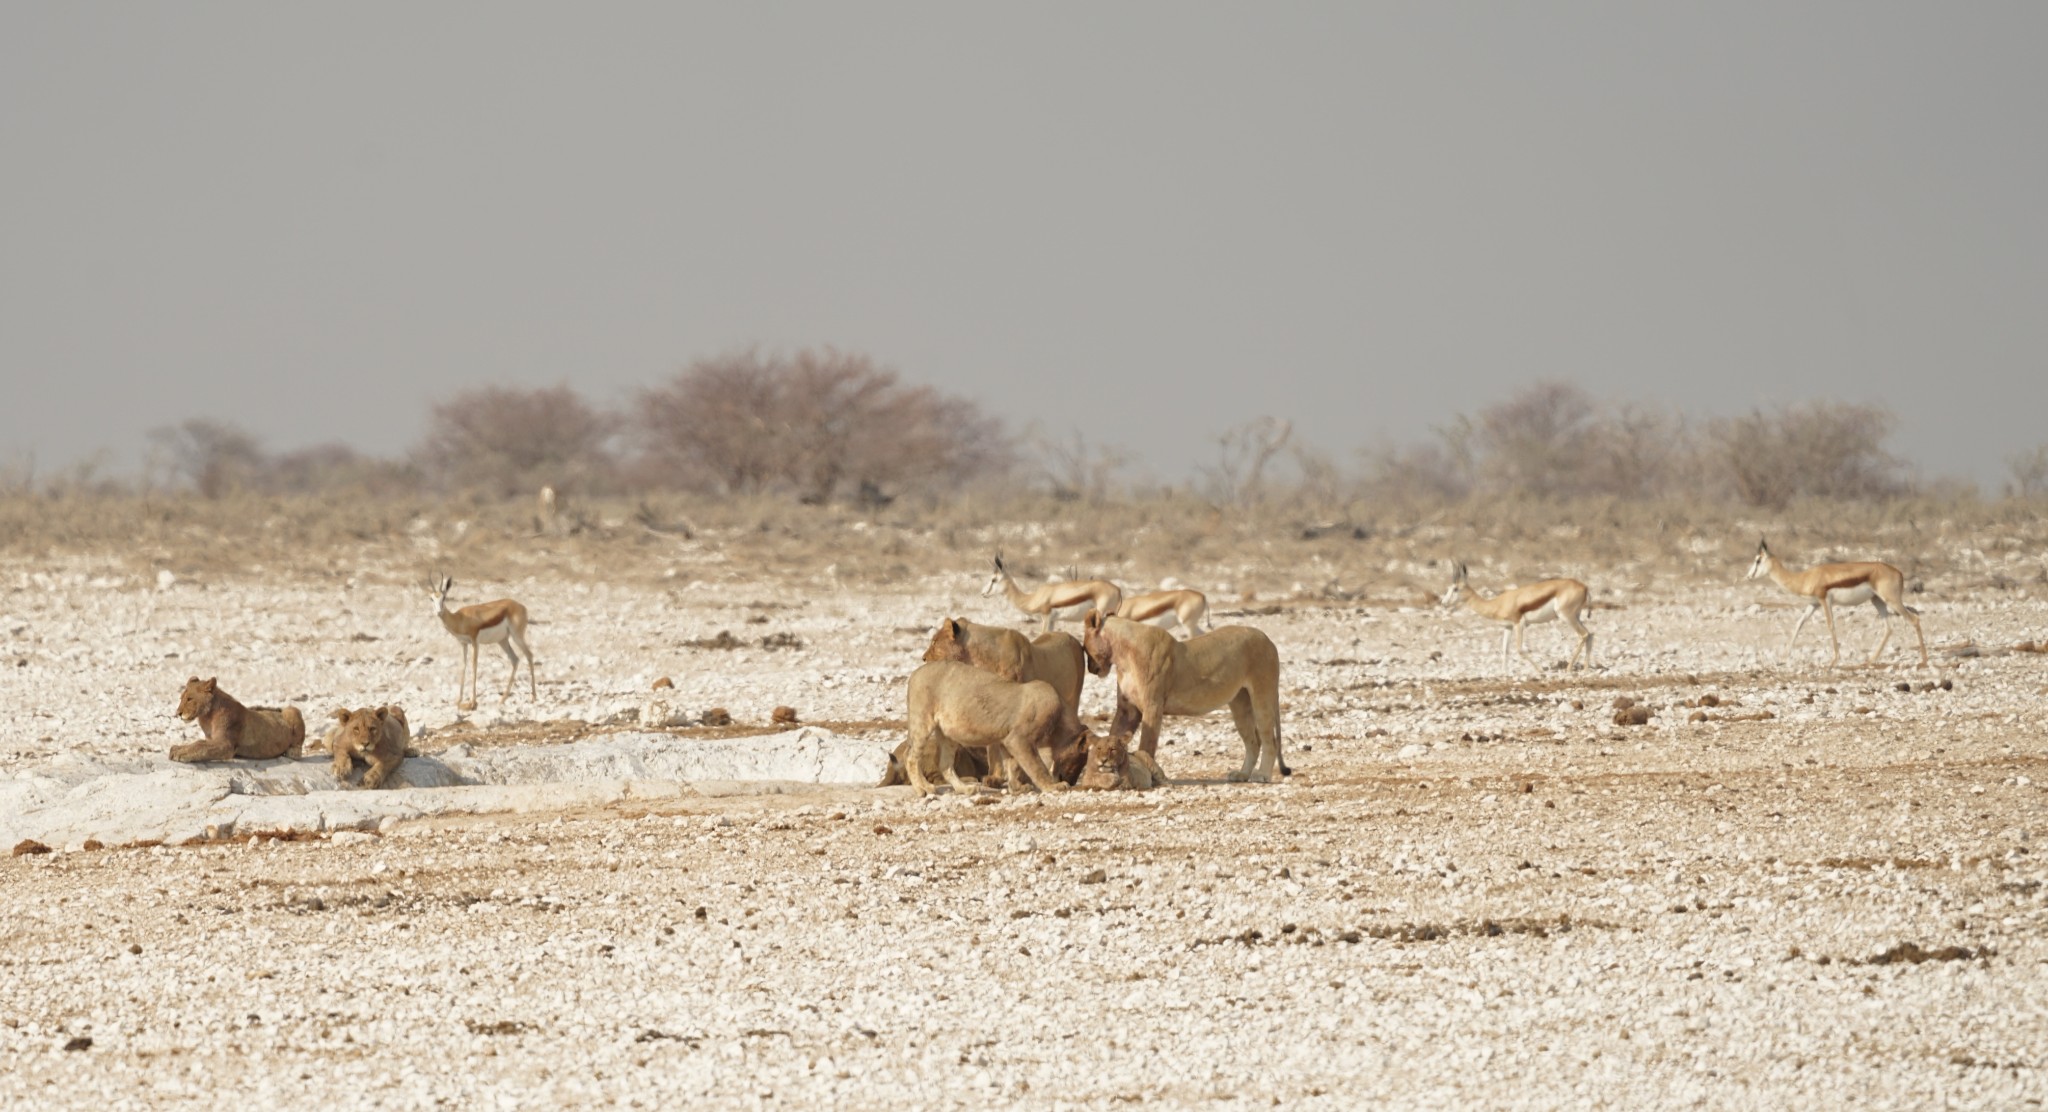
[[8, 359, 2041, 507]]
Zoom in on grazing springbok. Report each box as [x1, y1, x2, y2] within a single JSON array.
[[1440, 562, 1594, 672], [1115, 587, 1210, 639], [982, 554, 1122, 632], [1746, 537, 1926, 667], [428, 576, 537, 710]]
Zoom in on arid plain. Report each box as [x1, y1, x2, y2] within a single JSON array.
[[2, 498, 2044, 1108]]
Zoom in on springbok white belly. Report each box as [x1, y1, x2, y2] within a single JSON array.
[[1050, 601, 1098, 621], [1824, 585, 1876, 606], [1522, 600, 1560, 624], [474, 619, 512, 644]]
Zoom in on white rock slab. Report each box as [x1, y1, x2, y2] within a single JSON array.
[[2, 727, 891, 851]]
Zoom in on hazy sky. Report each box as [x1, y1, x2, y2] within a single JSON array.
[[5, 4, 2044, 487]]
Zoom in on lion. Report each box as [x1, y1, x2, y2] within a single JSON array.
[[327, 705, 410, 789], [170, 677, 305, 763], [1080, 612, 1287, 783], [902, 661, 1083, 795], [922, 617, 1088, 787], [1074, 730, 1169, 791]]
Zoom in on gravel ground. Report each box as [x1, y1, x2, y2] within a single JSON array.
[[3, 546, 2045, 1109]]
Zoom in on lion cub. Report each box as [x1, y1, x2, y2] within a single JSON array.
[[170, 677, 305, 763], [1075, 730, 1168, 791], [327, 706, 410, 789]]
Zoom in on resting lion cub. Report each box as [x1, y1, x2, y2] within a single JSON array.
[[1075, 730, 1168, 791], [903, 661, 1080, 795], [327, 705, 410, 789], [170, 677, 305, 763]]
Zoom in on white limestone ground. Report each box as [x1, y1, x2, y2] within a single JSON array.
[[0, 728, 892, 850], [2, 540, 2045, 1108]]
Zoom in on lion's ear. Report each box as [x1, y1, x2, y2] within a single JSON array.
[[203, 677, 217, 689], [330, 708, 349, 722], [947, 618, 964, 639]]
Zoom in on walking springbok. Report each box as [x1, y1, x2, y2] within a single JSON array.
[[1440, 562, 1594, 672], [1746, 537, 1926, 667], [428, 576, 537, 710], [982, 554, 1122, 632], [1115, 588, 1211, 639]]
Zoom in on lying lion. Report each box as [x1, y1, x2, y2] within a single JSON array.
[[170, 677, 305, 763], [1081, 612, 1287, 783], [923, 617, 1088, 786], [327, 705, 410, 789], [883, 735, 991, 788], [903, 661, 1082, 795], [1075, 730, 1169, 791]]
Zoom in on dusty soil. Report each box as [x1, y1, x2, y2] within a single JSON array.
[[2, 523, 2045, 1108]]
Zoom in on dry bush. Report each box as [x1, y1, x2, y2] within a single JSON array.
[[1027, 426, 1130, 504], [1359, 439, 1471, 504], [634, 348, 1012, 504], [1201, 417, 1295, 506], [268, 444, 421, 496], [147, 419, 266, 499], [2006, 445, 2048, 499], [415, 385, 617, 498], [1710, 402, 1904, 509]]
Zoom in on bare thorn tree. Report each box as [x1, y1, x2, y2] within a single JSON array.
[[1028, 425, 1130, 504], [1205, 417, 1293, 506]]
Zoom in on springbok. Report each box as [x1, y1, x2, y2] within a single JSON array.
[[428, 576, 537, 710], [1114, 588, 1211, 639], [1440, 562, 1594, 672], [1746, 537, 1926, 667], [982, 554, 1122, 632]]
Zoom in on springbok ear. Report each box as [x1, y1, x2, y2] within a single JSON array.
[[1758, 536, 1768, 552]]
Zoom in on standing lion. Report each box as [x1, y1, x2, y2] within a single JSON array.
[[902, 661, 1081, 795]]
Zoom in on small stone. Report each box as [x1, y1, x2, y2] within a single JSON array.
[[772, 706, 799, 726], [1611, 696, 1636, 710], [652, 676, 674, 690], [1082, 868, 1107, 884], [1612, 706, 1654, 727], [699, 707, 733, 727], [11, 840, 51, 856]]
